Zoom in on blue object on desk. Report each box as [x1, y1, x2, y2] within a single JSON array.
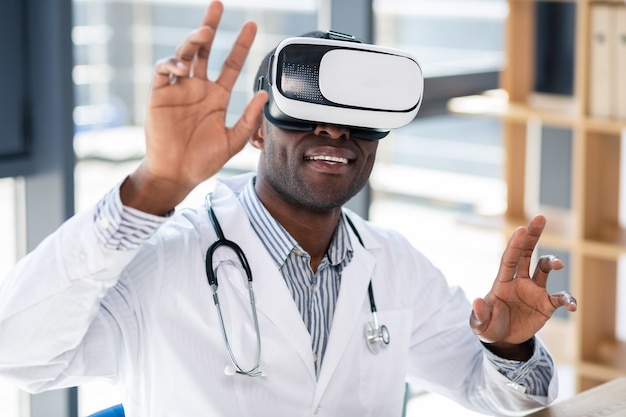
[[88, 404, 124, 417]]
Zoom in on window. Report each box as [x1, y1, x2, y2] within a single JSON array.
[[0, 178, 19, 417], [370, 0, 508, 294], [374, 0, 507, 77]]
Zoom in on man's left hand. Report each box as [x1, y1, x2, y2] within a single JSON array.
[[469, 214, 577, 360]]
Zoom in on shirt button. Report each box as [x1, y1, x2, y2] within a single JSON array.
[[314, 406, 322, 414], [313, 285, 319, 293], [312, 353, 318, 362], [293, 248, 303, 256]]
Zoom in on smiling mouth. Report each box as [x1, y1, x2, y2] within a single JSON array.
[[305, 155, 350, 164]]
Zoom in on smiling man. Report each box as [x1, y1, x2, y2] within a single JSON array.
[[0, 2, 577, 417]]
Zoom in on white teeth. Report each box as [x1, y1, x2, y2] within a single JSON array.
[[307, 155, 349, 164]]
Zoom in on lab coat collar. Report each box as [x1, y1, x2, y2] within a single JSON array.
[[210, 174, 379, 392], [315, 221, 376, 400]]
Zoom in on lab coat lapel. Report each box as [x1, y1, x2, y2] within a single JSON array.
[[315, 232, 375, 398], [210, 182, 317, 381]]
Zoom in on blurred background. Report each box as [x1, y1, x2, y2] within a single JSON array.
[[0, 0, 586, 415]]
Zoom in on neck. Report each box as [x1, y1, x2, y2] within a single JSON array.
[[254, 183, 342, 273]]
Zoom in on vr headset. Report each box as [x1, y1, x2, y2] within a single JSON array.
[[256, 31, 424, 140]]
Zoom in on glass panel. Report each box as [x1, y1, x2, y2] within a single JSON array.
[[371, 0, 507, 213], [370, 1, 508, 287], [0, 177, 21, 417], [374, 0, 507, 77]]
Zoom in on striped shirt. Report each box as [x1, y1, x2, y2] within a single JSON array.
[[238, 179, 352, 376], [94, 178, 553, 391]]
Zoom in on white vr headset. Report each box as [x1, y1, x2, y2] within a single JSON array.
[[256, 32, 424, 140]]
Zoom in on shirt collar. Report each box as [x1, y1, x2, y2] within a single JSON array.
[[238, 177, 353, 269]]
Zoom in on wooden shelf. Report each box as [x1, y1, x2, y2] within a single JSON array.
[[449, 92, 626, 132], [538, 317, 576, 365], [584, 117, 626, 134], [587, 226, 626, 250], [595, 339, 626, 372], [448, 92, 581, 128], [449, 0, 626, 391], [578, 360, 626, 383], [503, 208, 577, 250], [583, 240, 626, 259]]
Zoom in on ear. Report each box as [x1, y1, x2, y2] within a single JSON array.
[[249, 119, 267, 150]]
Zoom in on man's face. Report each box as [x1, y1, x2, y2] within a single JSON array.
[[254, 120, 379, 211]]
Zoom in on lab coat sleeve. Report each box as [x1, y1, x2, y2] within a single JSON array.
[[0, 187, 163, 393], [388, 232, 557, 415]]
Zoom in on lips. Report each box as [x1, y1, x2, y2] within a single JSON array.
[[305, 155, 349, 164], [304, 146, 356, 165]]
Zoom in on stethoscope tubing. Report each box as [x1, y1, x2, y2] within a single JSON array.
[[345, 216, 391, 352], [205, 195, 262, 376], [205, 194, 389, 377]]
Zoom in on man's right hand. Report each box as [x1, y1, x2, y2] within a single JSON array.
[[120, 1, 268, 215]]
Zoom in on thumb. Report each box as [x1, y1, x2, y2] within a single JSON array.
[[229, 91, 268, 148], [469, 298, 491, 335]]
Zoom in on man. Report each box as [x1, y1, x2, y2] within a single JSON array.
[[0, 2, 577, 416]]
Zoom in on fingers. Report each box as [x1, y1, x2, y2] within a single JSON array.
[[216, 21, 258, 92], [549, 291, 578, 312], [230, 91, 267, 147], [152, 1, 256, 94], [174, 26, 217, 80], [470, 298, 511, 343], [515, 215, 546, 279], [173, 1, 223, 79], [531, 254, 564, 287], [152, 24, 216, 89], [154, 1, 224, 87], [469, 298, 491, 339], [153, 58, 189, 89], [495, 215, 547, 283], [191, 0, 224, 78], [495, 226, 528, 283], [172, 1, 256, 87]]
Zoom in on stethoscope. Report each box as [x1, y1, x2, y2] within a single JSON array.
[[204, 196, 390, 377]]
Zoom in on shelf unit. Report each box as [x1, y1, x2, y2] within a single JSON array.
[[449, 0, 626, 392]]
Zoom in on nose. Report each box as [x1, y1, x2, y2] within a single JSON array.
[[313, 124, 350, 140]]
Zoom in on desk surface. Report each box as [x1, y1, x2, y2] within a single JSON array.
[[525, 377, 626, 416]]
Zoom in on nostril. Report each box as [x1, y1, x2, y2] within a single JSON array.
[[314, 124, 350, 140]]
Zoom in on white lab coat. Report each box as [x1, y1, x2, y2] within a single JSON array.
[[0, 173, 557, 417]]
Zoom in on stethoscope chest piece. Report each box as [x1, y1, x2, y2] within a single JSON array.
[[365, 316, 390, 354]]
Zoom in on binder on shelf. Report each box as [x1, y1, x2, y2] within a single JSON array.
[[589, 3, 615, 119], [534, 2, 576, 96], [616, 5, 626, 120]]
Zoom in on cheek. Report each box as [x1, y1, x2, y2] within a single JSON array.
[[263, 139, 294, 175], [363, 142, 379, 166]]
